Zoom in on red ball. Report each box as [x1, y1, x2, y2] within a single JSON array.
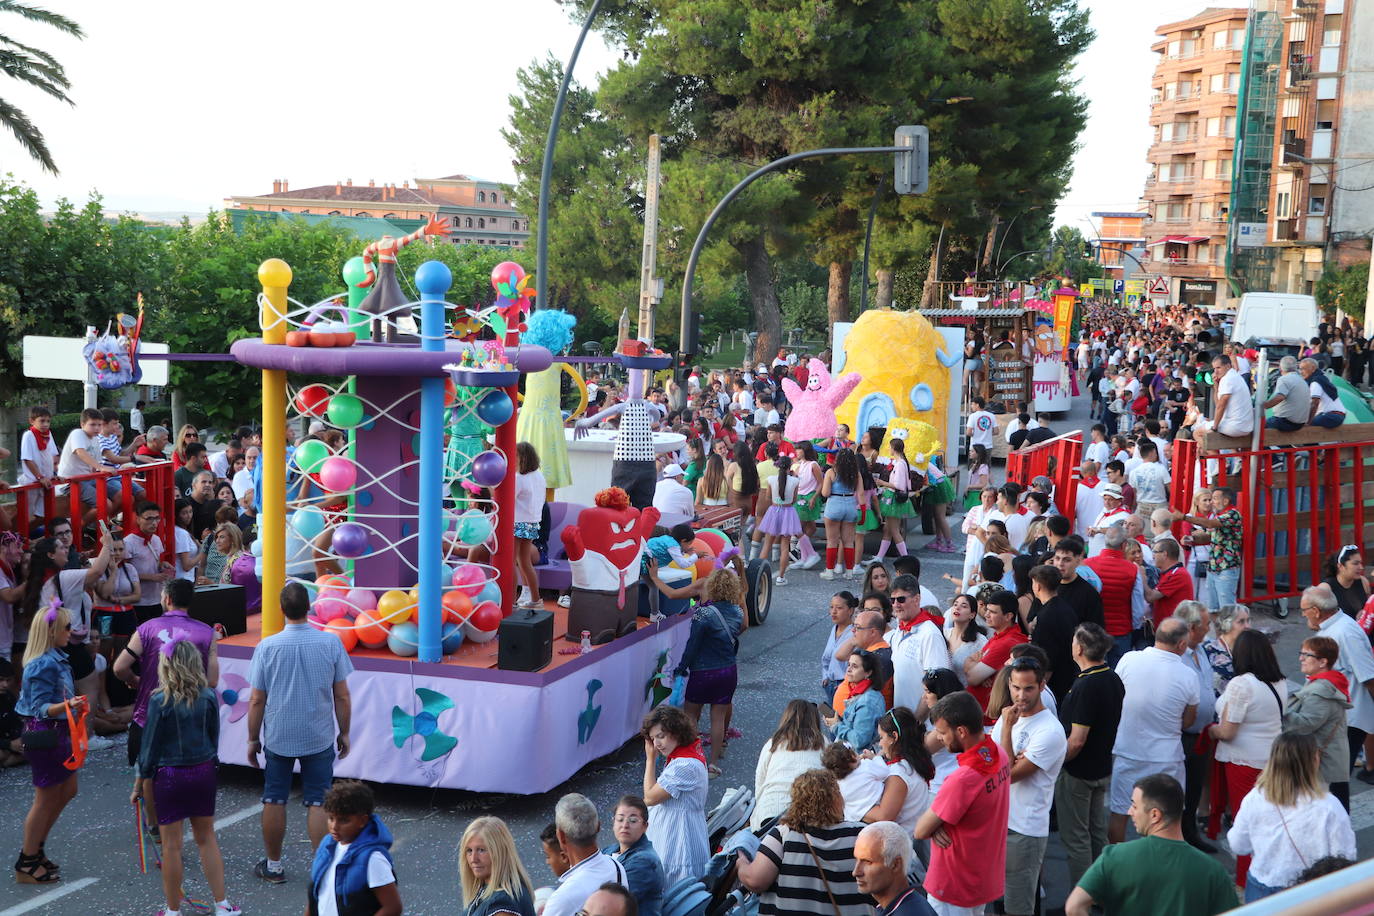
[[294, 384, 331, 418], [470, 600, 502, 632]]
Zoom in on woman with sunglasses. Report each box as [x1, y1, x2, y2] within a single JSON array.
[[171, 424, 199, 471], [1321, 546, 1369, 625]]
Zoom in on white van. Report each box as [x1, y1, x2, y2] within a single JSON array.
[[1233, 292, 1319, 351]]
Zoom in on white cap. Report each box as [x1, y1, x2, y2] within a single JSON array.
[[661, 463, 685, 478], [1101, 483, 1123, 499], [307, 420, 327, 435]]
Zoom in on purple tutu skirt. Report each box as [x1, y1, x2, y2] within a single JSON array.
[[685, 665, 738, 706], [153, 759, 218, 824], [23, 719, 73, 788], [757, 505, 803, 537]]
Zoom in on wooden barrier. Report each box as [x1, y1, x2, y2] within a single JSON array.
[[1006, 431, 1083, 525]]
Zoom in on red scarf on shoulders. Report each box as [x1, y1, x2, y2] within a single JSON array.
[[898, 610, 945, 632], [668, 738, 707, 765], [28, 425, 50, 454], [846, 678, 872, 698], [956, 735, 1003, 777], [1308, 670, 1351, 701], [1080, 475, 1100, 489]]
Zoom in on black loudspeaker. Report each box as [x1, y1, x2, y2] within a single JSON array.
[[190, 584, 247, 636], [497, 607, 554, 672]]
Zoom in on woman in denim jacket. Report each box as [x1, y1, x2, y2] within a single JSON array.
[[673, 569, 747, 776], [15, 603, 85, 883], [823, 650, 886, 751], [133, 639, 239, 916]]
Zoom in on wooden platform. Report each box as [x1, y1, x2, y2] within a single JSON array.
[[1196, 421, 1374, 452]]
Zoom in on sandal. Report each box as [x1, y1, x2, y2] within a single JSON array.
[[14, 852, 60, 884], [706, 764, 723, 779], [37, 843, 58, 874]]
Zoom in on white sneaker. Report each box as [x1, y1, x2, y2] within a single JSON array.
[[87, 735, 115, 751], [773, 575, 787, 585], [819, 568, 838, 581], [216, 904, 243, 916], [843, 567, 858, 579], [557, 594, 571, 608], [796, 554, 821, 570]]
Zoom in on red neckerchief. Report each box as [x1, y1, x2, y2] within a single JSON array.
[[1017, 506, 1030, 515], [898, 609, 945, 633], [847, 678, 872, 697], [1081, 476, 1100, 488], [956, 734, 1002, 777], [28, 425, 50, 453], [667, 738, 707, 766], [1308, 670, 1350, 701]]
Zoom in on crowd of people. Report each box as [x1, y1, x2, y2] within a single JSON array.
[[3, 306, 1374, 915]]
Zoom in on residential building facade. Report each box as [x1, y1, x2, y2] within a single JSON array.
[[226, 174, 530, 249]]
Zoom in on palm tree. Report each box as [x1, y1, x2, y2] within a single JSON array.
[[0, 1, 83, 174]]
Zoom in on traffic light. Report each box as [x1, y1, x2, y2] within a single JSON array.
[[1083, 241, 1096, 259], [894, 126, 929, 195]]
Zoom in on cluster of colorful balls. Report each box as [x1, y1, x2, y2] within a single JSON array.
[[688, 528, 734, 579], [306, 563, 503, 656]]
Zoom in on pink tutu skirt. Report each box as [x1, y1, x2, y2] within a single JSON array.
[[758, 505, 803, 537]]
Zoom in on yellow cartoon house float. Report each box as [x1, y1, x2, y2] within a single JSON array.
[[835, 309, 963, 461]]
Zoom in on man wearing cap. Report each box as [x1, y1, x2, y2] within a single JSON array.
[[652, 463, 697, 526], [1085, 484, 1130, 558]]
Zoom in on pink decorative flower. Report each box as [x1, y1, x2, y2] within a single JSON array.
[[218, 673, 250, 723]]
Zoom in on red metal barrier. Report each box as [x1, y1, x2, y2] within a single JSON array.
[[1006, 431, 1083, 525], [6, 462, 176, 562]]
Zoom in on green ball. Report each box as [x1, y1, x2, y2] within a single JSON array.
[[295, 439, 329, 474], [327, 393, 365, 428]]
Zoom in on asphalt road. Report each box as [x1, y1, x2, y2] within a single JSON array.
[[1, 393, 1371, 915]]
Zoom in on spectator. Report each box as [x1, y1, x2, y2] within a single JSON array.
[[1228, 731, 1356, 901], [460, 815, 537, 916], [640, 705, 708, 884], [1072, 461, 1104, 540], [736, 768, 867, 916], [870, 707, 933, 833], [134, 425, 170, 465], [1202, 603, 1250, 696], [1055, 623, 1123, 889], [1173, 486, 1242, 609], [1262, 356, 1309, 431], [1284, 635, 1353, 810], [171, 424, 200, 471], [232, 445, 259, 517], [602, 796, 663, 916], [208, 437, 242, 481], [887, 574, 950, 712], [673, 568, 745, 774], [543, 796, 629, 916], [831, 609, 894, 710], [307, 781, 401, 916], [1084, 484, 1129, 557], [174, 442, 208, 498], [1048, 537, 1104, 628], [651, 464, 695, 527], [966, 397, 996, 455], [1126, 440, 1169, 522], [56, 408, 123, 523], [125, 500, 176, 623], [1066, 774, 1235, 916], [114, 578, 217, 839], [1210, 354, 1254, 437], [1147, 538, 1193, 627], [1027, 565, 1077, 702], [964, 589, 1029, 723], [1300, 358, 1346, 428], [1203, 628, 1288, 888], [134, 640, 239, 916], [1171, 601, 1219, 853], [0, 532, 27, 662], [824, 741, 899, 823], [942, 594, 987, 689], [18, 406, 58, 501], [820, 592, 857, 704], [130, 400, 146, 435], [540, 823, 569, 882], [995, 655, 1067, 916], [1301, 583, 1374, 793], [824, 649, 886, 750], [579, 883, 637, 916], [246, 582, 353, 883], [915, 691, 1011, 916], [1108, 619, 1199, 845], [852, 821, 936, 916], [1321, 545, 1369, 620], [753, 700, 826, 830], [171, 499, 205, 582], [1084, 527, 1144, 665], [1084, 425, 1110, 466], [995, 484, 1031, 552]]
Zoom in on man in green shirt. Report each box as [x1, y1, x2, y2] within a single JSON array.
[[1066, 773, 1235, 916]]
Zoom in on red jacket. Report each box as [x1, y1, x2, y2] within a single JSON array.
[[1085, 549, 1138, 637]]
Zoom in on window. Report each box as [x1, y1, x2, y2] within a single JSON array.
[[1211, 72, 1239, 93], [328, 210, 341, 216], [1218, 158, 1232, 179], [478, 218, 485, 228], [383, 213, 396, 219], [1213, 28, 1240, 50], [478, 191, 486, 202], [491, 192, 500, 204], [1309, 195, 1327, 214], [355, 211, 371, 218], [1196, 242, 1210, 263], [1276, 191, 1292, 219], [466, 217, 473, 228]]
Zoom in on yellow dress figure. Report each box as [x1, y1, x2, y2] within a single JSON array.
[[516, 309, 578, 490]]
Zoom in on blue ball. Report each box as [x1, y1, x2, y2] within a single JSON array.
[[475, 580, 502, 607], [475, 389, 514, 426], [441, 621, 465, 655], [387, 622, 419, 657]]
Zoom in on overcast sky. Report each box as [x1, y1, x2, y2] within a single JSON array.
[[5, 0, 1214, 232]]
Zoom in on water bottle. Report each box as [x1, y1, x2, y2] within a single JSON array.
[[580, 630, 593, 655]]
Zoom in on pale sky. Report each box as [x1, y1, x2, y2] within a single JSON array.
[[4, 0, 1219, 232]]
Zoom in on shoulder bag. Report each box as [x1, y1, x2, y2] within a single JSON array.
[[799, 830, 844, 916]]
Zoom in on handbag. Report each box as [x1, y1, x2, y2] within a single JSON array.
[[799, 830, 843, 916], [19, 720, 60, 751]]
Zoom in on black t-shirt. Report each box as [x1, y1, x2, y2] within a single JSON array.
[[1059, 575, 1104, 629], [1032, 596, 1080, 703], [1059, 664, 1125, 781]]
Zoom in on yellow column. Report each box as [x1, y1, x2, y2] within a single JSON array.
[[258, 259, 291, 636]]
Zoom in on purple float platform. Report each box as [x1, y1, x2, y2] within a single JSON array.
[[229, 338, 552, 377]]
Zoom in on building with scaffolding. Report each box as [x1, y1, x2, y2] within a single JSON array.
[[1226, 1, 1282, 300]]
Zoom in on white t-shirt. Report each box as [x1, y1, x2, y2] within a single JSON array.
[[1127, 462, 1170, 505], [19, 429, 58, 485], [652, 478, 696, 522], [209, 450, 231, 480], [753, 407, 780, 427], [734, 389, 755, 412], [315, 845, 394, 916], [1083, 440, 1110, 466], [1216, 370, 1254, 432], [1003, 509, 1031, 550], [56, 429, 100, 495], [996, 706, 1067, 837], [966, 411, 996, 449], [232, 468, 255, 504], [130, 407, 144, 433], [1112, 647, 1200, 763], [1216, 673, 1289, 770], [1310, 378, 1345, 416], [888, 620, 951, 711], [174, 527, 199, 580], [514, 469, 546, 525], [838, 756, 890, 822]]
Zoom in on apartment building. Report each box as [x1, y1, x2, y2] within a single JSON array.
[[1141, 7, 1250, 307], [1090, 212, 1149, 275]]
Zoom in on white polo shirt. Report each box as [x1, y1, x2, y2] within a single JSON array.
[[542, 850, 628, 916], [1112, 646, 1199, 763]]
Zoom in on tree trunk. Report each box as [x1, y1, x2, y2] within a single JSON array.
[[740, 235, 781, 367], [980, 216, 1001, 277], [171, 388, 187, 437], [875, 269, 895, 309], [827, 261, 852, 330], [921, 247, 942, 309]]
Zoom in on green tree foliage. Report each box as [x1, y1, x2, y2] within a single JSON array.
[[1315, 261, 1370, 318], [1022, 225, 1104, 286], [0, 1, 83, 173]]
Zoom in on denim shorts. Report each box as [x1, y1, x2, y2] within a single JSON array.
[[262, 746, 335, 807], [77, 476, 123, 506], [823, 494, 858, 523]]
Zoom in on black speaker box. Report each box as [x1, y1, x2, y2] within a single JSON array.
[[190, 584, 247, 636], [498, 607, 554, 672]]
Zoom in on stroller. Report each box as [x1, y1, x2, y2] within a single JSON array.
[[660, 785, 762, 916]]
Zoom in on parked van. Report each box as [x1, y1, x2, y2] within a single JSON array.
[[1233, 292, 1319, 354]]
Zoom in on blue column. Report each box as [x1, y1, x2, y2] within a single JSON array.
[[415, 260, 452, 663]]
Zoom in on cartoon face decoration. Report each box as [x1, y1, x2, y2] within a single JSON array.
[[1034, 319, 1056, 357], [880, 418, 942, 468], [579, 504, 652, 572]]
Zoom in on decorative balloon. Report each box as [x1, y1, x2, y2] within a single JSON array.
[[376, 589, 414, 625], [474, 580, 502, 607], [387, 622, 419, 657], [294, 440, 330, 475], [456, 510, 494, 546], [326, 393, 365, 428], [332, 523, 370, 558], [440, 621, 465, 655], [291, 506, 326, 540], [325, 618, 358, 652], [470, 450, 508, 488], [491, 261, 526, 299], [462, 601, 502, 643], [294, 384, 331, 417], [441, 589, 473, 625], [451, 564, 486, 595], [344, 587, 376, 617], [354, 610, 391, 648], [475, 390, 514, 426], [314, 598, 350, 623]]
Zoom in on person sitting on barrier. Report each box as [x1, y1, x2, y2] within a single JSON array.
[[1300, 358, 1347, 429], [56, 409, 124, 525], [1262, 356, 1310, 432]]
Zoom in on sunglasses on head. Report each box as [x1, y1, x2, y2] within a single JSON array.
[[1010, 656, 1043, 672]]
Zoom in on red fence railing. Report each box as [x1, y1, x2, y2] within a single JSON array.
[[6, 461, 176, 562], [1006, 431, 1084, 524]]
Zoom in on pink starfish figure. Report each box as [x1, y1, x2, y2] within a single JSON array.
[[782, 359, 863, 442]]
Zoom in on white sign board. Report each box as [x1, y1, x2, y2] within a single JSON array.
[[23, 335, 169, 386], [1148, 276, 1170, 295], [1236, 223, 1268, 249]]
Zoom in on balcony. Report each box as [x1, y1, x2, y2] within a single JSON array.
[[1275, 218, 1298, 241], [1289, 55, 1313, 84], [1282, 135, 1308, 166]]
